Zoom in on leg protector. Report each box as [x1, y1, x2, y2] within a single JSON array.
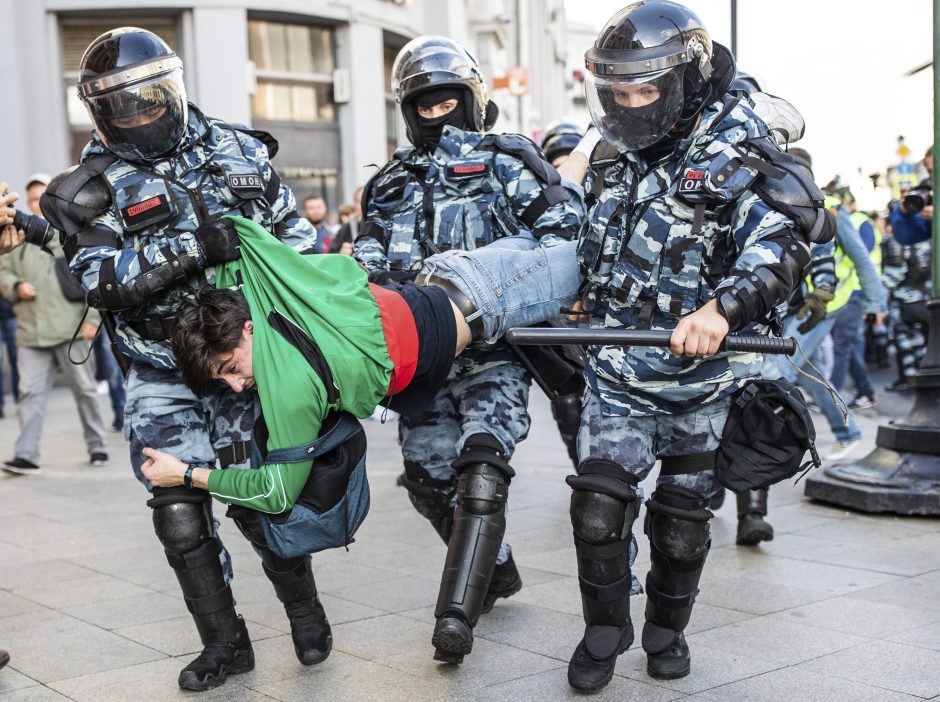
[[400, 460, 456, 544], [227, 505, 332, 665], [642, 485, 712, 656], [551, 391, 583, 469], [736, 488, 774, 546], [566, 459, 639, 692], [432, 434, 512, 663], [150, 488, 253, 690]]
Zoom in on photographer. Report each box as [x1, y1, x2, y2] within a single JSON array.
[[891, 146, 933, 245], [0, 174, 109, 475], [0, 183, 24, 255]]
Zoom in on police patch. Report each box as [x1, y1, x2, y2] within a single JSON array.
[[445, 163, 490, 179], [679, 168, 706, 193], [226, 173, 266, 199], [119, 193, 176, 231]]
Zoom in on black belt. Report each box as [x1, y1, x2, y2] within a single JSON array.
[[417, 273, 484, 340], [126, 316, 177, 341]]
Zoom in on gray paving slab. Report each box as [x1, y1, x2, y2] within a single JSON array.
[[252, 649, 452, 702], [0, 610, 164, 683], [439, 667, 684, 702], [770, 595, 940, 639], [0, 384, 939, 701], [0, 687, 74, 701], [615, 644, 783, 695], [800, 639, 940, 699], [687, 616, 868, 666], [694, 666, 922, 702], [0, 667, 39, 695], [48, 657, 270, 702]]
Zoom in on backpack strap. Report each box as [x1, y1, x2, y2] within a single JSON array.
[[264, 412, 363, 464]]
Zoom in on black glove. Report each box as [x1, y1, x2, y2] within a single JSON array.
[[795, 288, 834, 333], [194, 219, 241, 266]]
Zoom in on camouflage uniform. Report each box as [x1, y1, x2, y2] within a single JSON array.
[[569, 96, 805, 679], [53, 103, 326, 679], [354, 123, 584, 644], [884, 238, 931, 384], [354, 123, 583, 496]]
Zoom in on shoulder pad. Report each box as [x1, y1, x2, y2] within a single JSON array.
[[230, 124, 279, 159], [488, 133, 561, 186], [40, 155, 115, 236], [750, 140, 835, 244]]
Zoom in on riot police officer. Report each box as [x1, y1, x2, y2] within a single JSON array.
[[354, 35, 585, 664], [540, 120, 584, 168], [39, 28, 327, 691], [560, 2, 823, 689]]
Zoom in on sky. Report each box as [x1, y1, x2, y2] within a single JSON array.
[[564, 0, 934, 195]]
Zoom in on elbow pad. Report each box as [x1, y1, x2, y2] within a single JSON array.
[[717, 245, 807, 332], [88, 251, 200, 311]]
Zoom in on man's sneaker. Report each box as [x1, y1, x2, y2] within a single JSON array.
[[848, 393, 877, 410], [885, 379, 912, 393], [112, 415, 124, 432], [3, 458, 41, 475], [825, 439, 861, 461], [89, 452, 109, 467]]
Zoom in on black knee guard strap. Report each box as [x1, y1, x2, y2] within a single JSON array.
[[147, 485, 208, 509], [185, 584, 236, 616], [579, 571, 633, 603], [400, 460, 455, 497], [452, 433, 514, 480], [567, 459, 639, 504], [165, 537, 223, 571]]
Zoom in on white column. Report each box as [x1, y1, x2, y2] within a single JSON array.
[[335, 21, 387, 199], [189, 7, 251, 125]]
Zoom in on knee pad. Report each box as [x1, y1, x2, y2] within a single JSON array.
[[227, 505, 308, 573], [150, 489, 213, 555], [551, 392, 583, 435], [400, 460, 455, 520], [644, 484, 712, 561], [452, 434, 513, 516]]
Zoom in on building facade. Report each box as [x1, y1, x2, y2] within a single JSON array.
[[0, 0, 569, 213]]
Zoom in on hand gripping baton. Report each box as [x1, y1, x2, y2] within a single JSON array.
[[505, 328, 796, 356]]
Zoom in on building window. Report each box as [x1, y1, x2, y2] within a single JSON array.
[[59, 16, 181, 163], [249, 20, 335, 123]]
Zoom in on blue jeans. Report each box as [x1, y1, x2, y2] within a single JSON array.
[[93, 330, 126, 420], [829, 293, 865, 392], [777, 314, 861, 443], [421, 237, 580, 341], [0, 317, 18, 406], [848, 335, 874, 398]]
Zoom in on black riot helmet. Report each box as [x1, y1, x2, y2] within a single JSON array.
[[540, 120, 584, 165], [584, 1, 722, 152], [78, 27, 188, 163], [392, 35, 499, 149]]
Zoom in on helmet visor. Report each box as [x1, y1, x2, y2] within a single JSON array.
[[585, 68, 684, 152], [85, 68, 187, 162]]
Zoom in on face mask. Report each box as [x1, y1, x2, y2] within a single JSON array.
[[417, 102, 467, 151]]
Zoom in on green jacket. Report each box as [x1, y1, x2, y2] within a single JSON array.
[[0, 238, 99, 348], [207, 217, 393, 513]]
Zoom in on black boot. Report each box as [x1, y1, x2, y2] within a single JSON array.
[[264, 559, 333, 665], [433, 435, 512, 664], [481, 551, 523, 614], [179, 615, 255, 691], [551, 390, 583, 470], [566, 462, 639, 692], [151, 496, 255, 691], [642, 485, 711, 681], [736, 489, 774, 545]]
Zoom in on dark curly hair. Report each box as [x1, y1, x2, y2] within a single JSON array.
[[171, 287, 251, 395]]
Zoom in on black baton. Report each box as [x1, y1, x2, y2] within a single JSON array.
[[505, 328, 795, 356]]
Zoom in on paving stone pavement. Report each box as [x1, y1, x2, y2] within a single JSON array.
[[0, 378, 939, 701]]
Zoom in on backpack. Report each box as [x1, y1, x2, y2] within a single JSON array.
[[715, 378, 821, 491], [255, 411, 370, 559]]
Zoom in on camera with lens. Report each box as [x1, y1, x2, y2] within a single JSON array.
[[11, 210, 56, 250], [902, 185, 933, 216]]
